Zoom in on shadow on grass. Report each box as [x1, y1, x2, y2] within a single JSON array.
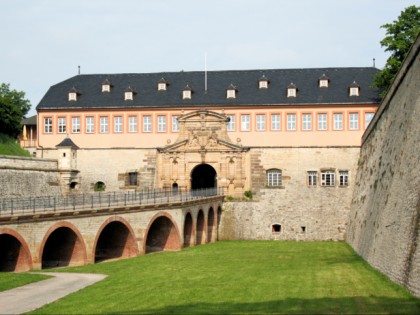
[[120, 296, 420, 314]]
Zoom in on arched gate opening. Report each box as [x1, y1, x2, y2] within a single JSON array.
[[191, 164, 217, 190]]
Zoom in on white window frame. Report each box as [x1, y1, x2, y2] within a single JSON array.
[[128, 116, 137, 133], [287, 114, 296, 131], [350, 87, 359, 96], [267, 169, 282, 187], [68, 92, 77, 101], [349, 113, 359, 130], [317, 113, 327, 131], [365, 112, 374, 128], [114, 116, 123, 133], [44, 117, 52, 133], [172, 115, 179, 132], [143, 115, 152, 133], [102, 84, 110, 92], [339, 171, 349, 187], [259, 80, 268, 89], [321, 170, 335, 187], [182, 90, 191, 99], [58, 117, 66, 133], [271, 114, 281, 131], [333, 113, 343, 130], [124, 92, 133, 101], [227, 89, 236, 99], [287, 88, 296, 97], [72, 117, 80, 133], [227, 115, 235, 131], [256, 114, 266, 131], [302, 114, 312, 131], [86, 116, 94, 134], [308, 171, 317, 187], [158, 83, 166, 91], [157, 115, 167, 132], [100, 117, 108, 133], [241, 114, 250, 131], [319, 79, 328, 88]]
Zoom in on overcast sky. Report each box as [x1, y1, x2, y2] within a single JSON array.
[[1, 0, 417, 116]]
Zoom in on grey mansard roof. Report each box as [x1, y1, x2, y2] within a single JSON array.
[[36, 67, 381, 110]]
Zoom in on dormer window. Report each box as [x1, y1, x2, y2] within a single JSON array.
[[226, 83, 237, 99], [102, 79, 111, 92], [287, 83, 297, 97], [319, 74, 329, 88], [259, 75, 269, 89], [182, 84, 192, 99], [124, 86, 135, 101], [68, 87, 79, 101], [349, 81, 360, 96], [158, 78, 167, 91]]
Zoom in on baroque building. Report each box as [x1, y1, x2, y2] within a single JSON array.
[[35, 67, 380, 240]]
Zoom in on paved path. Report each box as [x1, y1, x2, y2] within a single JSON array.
[[0, 272, 107, 314]]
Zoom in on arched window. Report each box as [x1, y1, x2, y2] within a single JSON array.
[[267, 169, 282, 187]]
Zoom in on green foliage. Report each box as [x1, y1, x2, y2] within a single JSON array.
[[31, 242, 420, 314], [373, 6, 420, 98], [0, 133, 31, 157], [94, 182, 106, 192], [0, 83, 31, 137], [244, 190, 253, 199]]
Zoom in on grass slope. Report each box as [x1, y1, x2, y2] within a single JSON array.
[[27, 241, 420, 314], [0, 133, 30, 157], [0, 273, 50, 292]]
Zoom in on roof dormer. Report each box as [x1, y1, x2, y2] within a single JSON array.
[[226, 83, 237, 99], [319, 74, 329, 88], [182, 84, 192, 99], [349, 81, 360, 96], [157, 78, 167, 91], [102, 79, 112, 92], [68, 87, 80, 101], [287, 83, 297, 97], [124, 86, 136, 101], [259, 75, 269, 89]]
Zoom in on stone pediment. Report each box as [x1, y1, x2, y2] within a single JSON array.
[[158, 110, 249, 153]]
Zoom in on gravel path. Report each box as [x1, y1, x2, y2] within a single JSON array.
[[0, 272, 107, 314]]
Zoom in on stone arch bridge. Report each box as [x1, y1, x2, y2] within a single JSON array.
[[0, 190, 223, 272]]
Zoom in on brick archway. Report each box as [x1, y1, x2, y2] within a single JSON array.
[[144, 212, 181, 254], [39, 221, 87, 269], [207, 207, 215, 243], [183, 211, 195, 247], [196, 209, 206, 245], [93, 216, 139, 263], [0, 228, 33, 272]]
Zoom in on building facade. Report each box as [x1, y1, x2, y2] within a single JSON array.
[[35, 67, 380, 240]]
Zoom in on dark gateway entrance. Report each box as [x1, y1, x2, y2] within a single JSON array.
[[191, 164, 217, 190]]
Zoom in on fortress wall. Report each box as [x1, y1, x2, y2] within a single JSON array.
[[219, 146, 360, 241], [346, 37, 420, 297], [0, 155, 61, 197]]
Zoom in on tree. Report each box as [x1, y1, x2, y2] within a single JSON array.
[[0, 83, 31, 137], [373, 5, 420, 97]]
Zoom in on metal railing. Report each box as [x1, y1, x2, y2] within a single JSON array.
[[0, 187, 223, 217]]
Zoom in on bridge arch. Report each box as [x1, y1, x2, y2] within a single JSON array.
[[0, 228, 33, 272], [93, 216, 139, 263], [183, 211, 194, 247], [40, 222, 87, 269], [217, 206, 222, 240], [196, 209, 206, 245], [144, 212, 181, 254], [207, 207, 215, 243]]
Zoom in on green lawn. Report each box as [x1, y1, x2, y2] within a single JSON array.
[[0, 273, 50, 292], [22, 241, 420, 314]]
